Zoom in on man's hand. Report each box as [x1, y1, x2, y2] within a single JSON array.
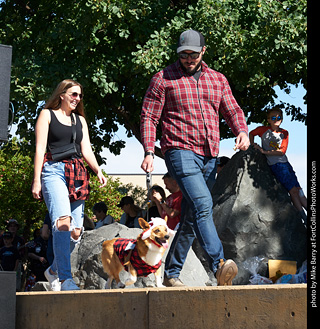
[[235, 132, 250, 151], [141, 154, 154, 173]]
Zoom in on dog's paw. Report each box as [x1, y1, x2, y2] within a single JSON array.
[[125, 277, 137, 286], [117, 282, 126, 289]]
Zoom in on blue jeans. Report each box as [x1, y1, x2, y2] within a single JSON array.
[[41, 161, 85, 281], [164, 149, 225, 278]]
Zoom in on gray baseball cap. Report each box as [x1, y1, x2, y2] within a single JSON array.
[[177, 29, 205, 53]]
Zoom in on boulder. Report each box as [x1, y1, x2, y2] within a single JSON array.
[[71, 222, 208, 289], [205, 146, 306, 284]]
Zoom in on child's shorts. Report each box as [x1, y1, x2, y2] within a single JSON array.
[[269, 162, 300, 192]]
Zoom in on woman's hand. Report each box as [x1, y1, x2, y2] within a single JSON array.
[[32, 180, 42, 199], [97, 171, 107, 188]]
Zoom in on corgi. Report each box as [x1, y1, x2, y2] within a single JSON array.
[[101, 217, 175, 288]]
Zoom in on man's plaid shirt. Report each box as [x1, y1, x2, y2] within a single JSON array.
[[140, 61, 248, 157]]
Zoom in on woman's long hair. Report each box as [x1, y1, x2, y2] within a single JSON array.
[[44, 79, 85, 117]]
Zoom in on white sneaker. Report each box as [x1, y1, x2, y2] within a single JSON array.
[[44, 267, 61, 291], [61, 278, 80, 291]]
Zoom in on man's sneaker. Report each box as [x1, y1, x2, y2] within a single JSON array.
[[163, 275, 186, 287], [61, 278, 80, 291], [216, 259, 238, 286], [44, 267, 61, 291]]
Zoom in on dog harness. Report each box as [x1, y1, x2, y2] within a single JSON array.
[[113, 238, 161, 277]]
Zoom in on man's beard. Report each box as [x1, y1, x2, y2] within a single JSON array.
[[179, 58, 203, 75]]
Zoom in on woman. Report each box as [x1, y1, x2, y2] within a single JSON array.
[[146, 185, 166, 220], [117, 196, 145, 228], [32, 79, 107, 291]]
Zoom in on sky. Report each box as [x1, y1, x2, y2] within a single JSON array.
[[101, 84, 307, 192]]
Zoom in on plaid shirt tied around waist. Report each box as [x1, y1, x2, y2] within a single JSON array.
[[140, 61, 248, 157], [114, 238, 161, 277], [43, 153, 90, 202]]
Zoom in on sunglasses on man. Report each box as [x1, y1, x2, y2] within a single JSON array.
[[270, 115, 282, 121], [179, 52, 201, 60]]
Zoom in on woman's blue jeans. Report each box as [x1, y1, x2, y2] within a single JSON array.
[[164, 149, 225, 278], [41, 161, 84, 281]]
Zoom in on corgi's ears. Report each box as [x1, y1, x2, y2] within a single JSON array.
[[138, 217, 150, 230], [164, 215, 168, 223]]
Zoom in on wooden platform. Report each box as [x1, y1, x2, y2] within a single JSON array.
[[16, 284, 307, 329]]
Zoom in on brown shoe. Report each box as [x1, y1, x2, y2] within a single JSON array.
[[163, 275, 186, 287], [216, 259, 238, 286]]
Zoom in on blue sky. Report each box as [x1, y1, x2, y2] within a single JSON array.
[[101, 84, 307, 192]]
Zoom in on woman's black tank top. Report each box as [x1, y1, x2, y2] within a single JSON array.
[[47, 109, 83, 155]]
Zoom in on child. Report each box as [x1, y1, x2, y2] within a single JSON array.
[[0, 231, 20, 271], [249, 107, 307, 224]]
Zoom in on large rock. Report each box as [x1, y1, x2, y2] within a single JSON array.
[[71, 222, 208, 289], [208, 146, 307, 284]]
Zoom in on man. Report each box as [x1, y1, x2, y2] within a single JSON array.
[[140, 29, 250, 287], [0, 219, 26, 258], [92, 201, 115, 229], [152, 172, 183, 230]]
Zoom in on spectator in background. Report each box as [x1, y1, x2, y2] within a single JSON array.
[[249, 107, 307, 224], [83, 214, 95, 230], [27, 228, 49, 282], [146, 185, 167, 220], [152, 173, 182, 231], [0, 219, 26, 258], [0, 219, 26, 291], [92, 202, 114, 229], [117, 196, 145, 228], [0, 231, 20, 272], [216, 156, 230, 175]]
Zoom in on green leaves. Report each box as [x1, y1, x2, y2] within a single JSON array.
[[0, 0, 306, 157]]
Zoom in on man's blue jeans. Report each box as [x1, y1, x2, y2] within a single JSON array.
[[164, 149, 225, 278]]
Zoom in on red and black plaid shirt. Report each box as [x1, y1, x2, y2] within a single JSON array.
[[43, 153, 90, 202], [114, 238, 161, 277], [140, 61, 248, 157]]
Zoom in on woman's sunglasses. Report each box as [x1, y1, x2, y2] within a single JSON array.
[[67, 92, 83, 99], [179, 52, 201, 60], [270, 115, 282, 121]]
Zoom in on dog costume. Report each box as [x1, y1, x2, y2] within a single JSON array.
[[114, 238, 161, 277], [113, 218, 175, 277]]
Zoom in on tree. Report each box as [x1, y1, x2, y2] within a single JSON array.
[[0, 0, 306, 161], [0, 139, 47, 239]]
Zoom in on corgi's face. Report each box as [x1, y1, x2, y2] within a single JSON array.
[[149, 225, 170, 249], [138, 217, 170, 249]]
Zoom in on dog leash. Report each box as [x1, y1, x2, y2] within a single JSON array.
[[146, 172, 152, 222]]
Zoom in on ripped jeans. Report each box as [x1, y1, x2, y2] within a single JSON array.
[[41, 161, 84, 281]]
